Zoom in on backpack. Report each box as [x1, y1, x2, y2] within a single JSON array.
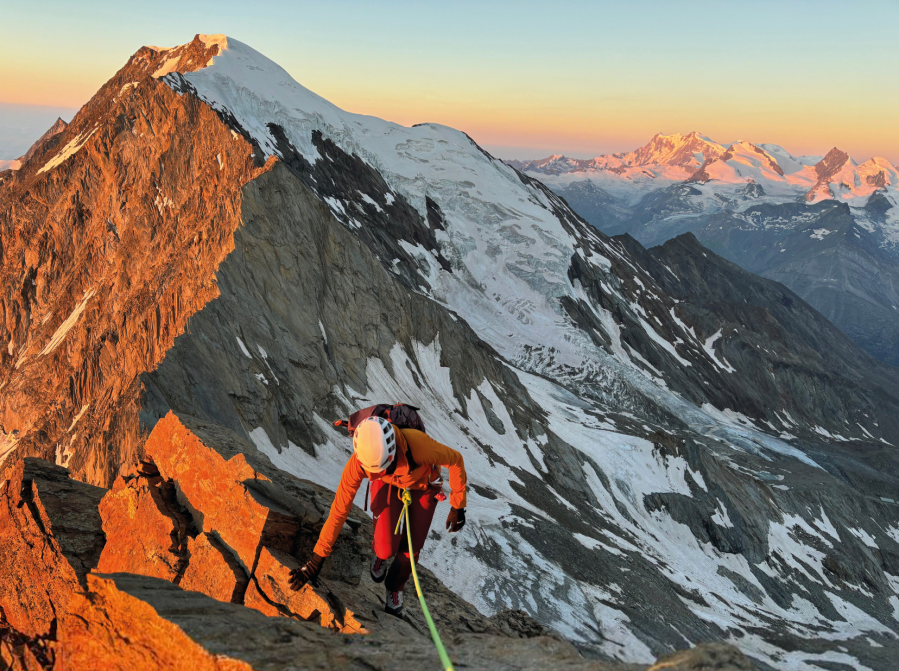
[[335, 403, 425, 435], [334, 403, 426, 470]]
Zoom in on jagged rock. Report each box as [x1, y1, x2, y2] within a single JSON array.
[[144, 412, 302, 573], [646, 643, 756, 670], [0, 458, 104, 638], [58, 572, 649, 670], [250, 546, 366, 633], [96, 476, 186, 581], [488, 608, 549, 638], [58, 573, 255, 670], [180, 532, 248, 603]]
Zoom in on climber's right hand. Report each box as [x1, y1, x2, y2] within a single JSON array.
[[289, 553, 325, 590]]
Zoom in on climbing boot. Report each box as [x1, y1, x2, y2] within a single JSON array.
[[385, 589, 404, 617], [370, 555, 388, 583]]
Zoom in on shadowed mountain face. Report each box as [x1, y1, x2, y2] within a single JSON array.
[[2, 35, 899, 670]]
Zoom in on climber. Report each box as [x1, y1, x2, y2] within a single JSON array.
[[288, 415, 467, 617]]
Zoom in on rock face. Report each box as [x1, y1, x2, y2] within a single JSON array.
[[180, 532, 248, 603], [3, 34, 899, 671], [143, 413, 307, 573], [96, 469, 192, 581], [0, 36, 267, 487], [0, 459, 104, 636], [617, 231, 899, 461], [0, 458, 104, 667]]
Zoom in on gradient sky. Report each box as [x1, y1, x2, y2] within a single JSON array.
[[1, 0, 897, 162]]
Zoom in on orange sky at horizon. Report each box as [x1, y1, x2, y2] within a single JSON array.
[[2, 1, 897, 164]]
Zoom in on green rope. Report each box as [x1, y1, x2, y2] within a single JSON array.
[[396, 488, 455, 671]]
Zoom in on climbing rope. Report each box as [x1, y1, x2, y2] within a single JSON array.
[[394, 488, 455, 671]]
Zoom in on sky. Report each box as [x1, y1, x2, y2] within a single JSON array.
[[1, 0, 897, 162]]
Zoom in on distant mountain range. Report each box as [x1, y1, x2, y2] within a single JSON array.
[[508, 133, 899, 365]]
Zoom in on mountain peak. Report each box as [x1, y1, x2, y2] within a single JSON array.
[[140, 33, 229, 79], [631, 131, 726, 168], [17, 116, 68, 164], [814, 147, 851, 180]]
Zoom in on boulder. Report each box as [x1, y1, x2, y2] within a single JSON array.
[[143, 412, 302, 573], [180, 533, 248, 603], [96, 476, 186, 581], [0, 458, 104, 638]]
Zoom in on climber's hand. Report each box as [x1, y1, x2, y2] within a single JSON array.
[[445, 507, 466, 533], [289, 553, 324, 590]]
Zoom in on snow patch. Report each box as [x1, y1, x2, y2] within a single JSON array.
[[40, 288, 97, 355], [810, 228, 834, 240], [67, 404, 90, 433], [702, 330, 736, 373], [711, 502, 733, 528], [236, 337, 252, 358], [37, 128, 98, 174]]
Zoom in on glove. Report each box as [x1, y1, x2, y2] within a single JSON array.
[[446, 507, 466, 533], [289, 553, 325, 591]]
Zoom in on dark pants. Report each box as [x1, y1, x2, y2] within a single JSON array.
[[369, 480, 438, 592]]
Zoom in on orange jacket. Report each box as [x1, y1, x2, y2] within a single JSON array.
[[313, 427, 467, 558]]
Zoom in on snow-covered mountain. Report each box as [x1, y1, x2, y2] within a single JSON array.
[[508, 132, 728, 205], [512, 132, 898, 208], [3, 36, 899, 670], [513, 134, 899, 366]]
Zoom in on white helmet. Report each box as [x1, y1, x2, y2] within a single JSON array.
[[353, 416, 397, 472]]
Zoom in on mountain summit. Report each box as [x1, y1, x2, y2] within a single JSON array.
[[3, 35, 899, 670]]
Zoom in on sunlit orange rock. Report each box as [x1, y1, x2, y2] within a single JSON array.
[[249, 546, 366, 634], [179, 532, 248, 603], [0, 36, 270, 489], [242, 580, 282, 618], [95, 476, 185, 581], [0, 458, 104, 638], [58, 573, 251, 671], [144, 412, 300, 572]]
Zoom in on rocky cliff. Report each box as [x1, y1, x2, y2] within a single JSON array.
[[2, 34, 899, 670]]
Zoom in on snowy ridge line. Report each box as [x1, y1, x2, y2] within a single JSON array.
[[161, 36, 832, 455]]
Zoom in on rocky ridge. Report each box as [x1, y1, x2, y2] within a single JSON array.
[[1, 413, 752, 670]]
